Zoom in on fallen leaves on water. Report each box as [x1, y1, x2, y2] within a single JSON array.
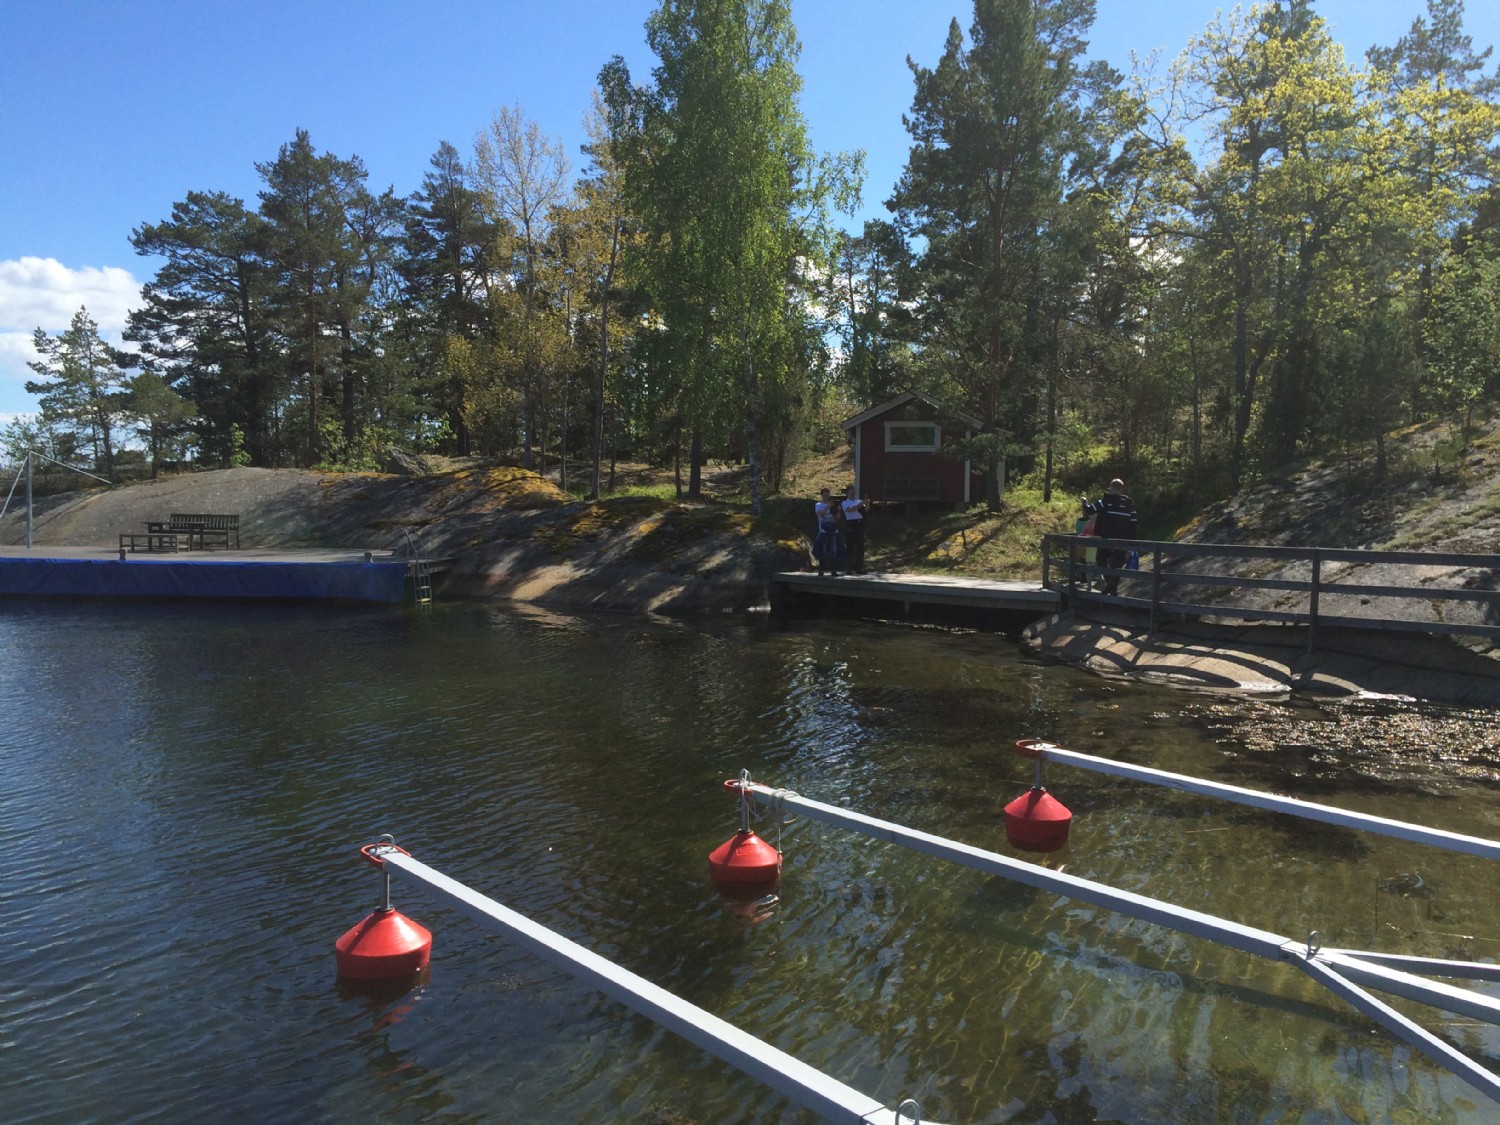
[[1183, 696, 1500, 784]]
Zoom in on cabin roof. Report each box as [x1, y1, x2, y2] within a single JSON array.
[[840, 389, 982, 432]]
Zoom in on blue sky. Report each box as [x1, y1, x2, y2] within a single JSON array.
[[2, 0, 1495, 420]]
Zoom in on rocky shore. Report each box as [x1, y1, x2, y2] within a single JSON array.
[[8, 464, 1500, 706]]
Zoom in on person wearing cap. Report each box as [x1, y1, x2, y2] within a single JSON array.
[[1092, 478, 1137, 595]]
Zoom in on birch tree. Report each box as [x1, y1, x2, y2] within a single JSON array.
[[613, 0, 854, 513], [472, 105, 570, 471]]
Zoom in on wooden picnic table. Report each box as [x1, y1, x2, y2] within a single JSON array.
[[146, 517, 233, 551], [121, 531, 179, 553]]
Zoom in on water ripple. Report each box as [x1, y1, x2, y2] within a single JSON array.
[[2, 606, 1497, 1123]]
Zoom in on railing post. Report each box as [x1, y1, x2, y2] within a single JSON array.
[[1308, 550, 1321, 653], [1151, 545, 1162, 634]]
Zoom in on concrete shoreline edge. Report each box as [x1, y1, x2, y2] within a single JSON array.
[[1023, 609, 1500, 707]]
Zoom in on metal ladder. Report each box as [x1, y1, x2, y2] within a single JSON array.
[[402, 529, 433, 605]]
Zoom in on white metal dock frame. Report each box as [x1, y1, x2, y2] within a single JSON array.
[[364, 844, 945, 1125], [359, 741, 1500, 1120], [723, 769, 1500, 1105]]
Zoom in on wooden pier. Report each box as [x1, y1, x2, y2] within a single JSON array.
[[774, 570, 1059, 621]]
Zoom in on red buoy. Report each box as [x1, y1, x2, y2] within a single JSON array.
[[335, 908, 432, 980], [337, 837, 432, 980], [1004, 786, 1073, 852], [708, 829, 781, 886]]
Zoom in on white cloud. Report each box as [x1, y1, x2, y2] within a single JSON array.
[[0, 258, 142, 411], [0, 257, 141, 335], [0, 332, 39, 382]]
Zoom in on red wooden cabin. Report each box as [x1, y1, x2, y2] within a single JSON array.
[[841, 391, 981, 504]]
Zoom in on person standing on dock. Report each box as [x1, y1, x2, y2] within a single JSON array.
[[1074, 498, 1098, 587], [841, 485, 868, 574], [1093, 479, 1137, 595], [814, 487, 844, 575]]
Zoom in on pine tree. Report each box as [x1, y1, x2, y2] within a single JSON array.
[[890, 0, 1113, 507], [26, 308, 128, 478]]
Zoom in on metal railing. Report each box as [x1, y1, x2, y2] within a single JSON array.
[[401, 527, 432, 605], [1041, 534, 1500, 649]]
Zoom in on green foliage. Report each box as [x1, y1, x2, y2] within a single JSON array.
[[312, 417, 395, 473], [889, 0, 1120, 508], [127, 190, 275, 465], [606, 0, 859, 513], [1, 415, 76, 466], [592, 481, 679, 502], [26, 307, 128, 479], [1424, 242, 1500, 426], [65, 1, 1498, 520], [229, 425, 251, 468], [395, 141, 502, 457]]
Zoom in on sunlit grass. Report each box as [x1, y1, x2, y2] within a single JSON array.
[[869, 496, 1079, 579], [596, 482, 681, 502]]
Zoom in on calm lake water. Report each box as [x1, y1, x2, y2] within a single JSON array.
[[4, 599, 1499, 1124]]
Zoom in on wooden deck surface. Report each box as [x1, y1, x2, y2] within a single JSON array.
[[0, 545, 405, 564], [775, 570, 1059, 613], [0, 545, 456, 573]]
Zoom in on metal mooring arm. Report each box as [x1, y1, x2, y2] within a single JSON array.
[[373, 847, 946, 1125], [725, 778, 1500, 1104], [1016, 738, 1500, 860]]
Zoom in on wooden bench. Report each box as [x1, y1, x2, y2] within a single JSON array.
[[148, 513, 240, 550], [120, 531, 179, 553]]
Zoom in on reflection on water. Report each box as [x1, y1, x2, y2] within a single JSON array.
[[2, 600, 1498, 1123]]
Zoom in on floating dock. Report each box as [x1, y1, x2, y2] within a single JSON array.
[[0, 546, 418, 605], [774, 570, 1059, 620]]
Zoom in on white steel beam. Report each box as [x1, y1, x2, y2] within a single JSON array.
[[1287, 948, 1500, 1103], [1322, 948, 1500, 982], [728, 778, 1500, 1104], [1017, 739, 1500, 861], [733, 781, 1290, 959], [374, 848, 945, 1125]]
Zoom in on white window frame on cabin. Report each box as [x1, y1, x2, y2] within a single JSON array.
[[884, 420, 940, 452]]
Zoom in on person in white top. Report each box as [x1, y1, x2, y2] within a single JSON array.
[[840, 484, 868, 574]]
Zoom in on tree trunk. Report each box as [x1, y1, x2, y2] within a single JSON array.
[[1042, 312, 1058, 503], [688, 429, 703, 499], [339, 315, 356, 448], [590, 218, 619, 502], [307, 353, 320, 468], [1187, 325, 1203, 503], [1231, 292, 1249, 494], [236, 258, 268, 466], [673, 423, 682, 501], [522, 392, 535, 470], [984, 448, 1006, 510], [740, 310, 763, 517]]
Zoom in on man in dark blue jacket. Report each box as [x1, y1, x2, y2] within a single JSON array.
[[1093, 478, 1137, 594]]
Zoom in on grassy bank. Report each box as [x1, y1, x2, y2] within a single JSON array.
[[549, 449, 1083, 581]]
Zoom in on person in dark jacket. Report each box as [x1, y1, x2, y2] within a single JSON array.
[[1093, 478, 1137, 594]]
